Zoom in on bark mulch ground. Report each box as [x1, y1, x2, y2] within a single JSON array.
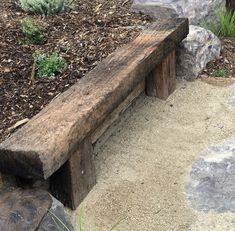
[[0, 0, 151, 143], [201, 38, 235, 78]]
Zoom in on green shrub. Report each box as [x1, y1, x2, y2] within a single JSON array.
[[19, 0, 72, 16], [20, 18, 45, 44], [205, 10, 235, 37], [33, 52, 66, 79], [213, 69, 226, 77]]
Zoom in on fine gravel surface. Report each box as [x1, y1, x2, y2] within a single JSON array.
[[71, 79, 235, 231]]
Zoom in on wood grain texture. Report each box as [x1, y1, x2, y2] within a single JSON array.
[[226, 0, 235, 12], [91, 80, 145, 144], [146, 50, 176, 100], [0, 18, 189, 179], [50, 82, 144, 210], [50, 137, 96, 210], [167, 51, 176, 95], [0, 188, 51, 231]]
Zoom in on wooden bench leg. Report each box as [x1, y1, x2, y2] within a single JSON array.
[[146, 50, 176, 100], [49, 137, 96, 210]]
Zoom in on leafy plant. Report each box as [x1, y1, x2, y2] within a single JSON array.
[[213, 69, 226, 77], [18, 0, 73, 16], [33, 52, 66, 79], [20, 18, 45, 44], [205, 10, 235, 37]]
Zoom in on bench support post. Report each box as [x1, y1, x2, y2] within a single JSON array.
[[146, 50, 176, 100], [50, 137, 96, 210], [226, 0, 235, 12]]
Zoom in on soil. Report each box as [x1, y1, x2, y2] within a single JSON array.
[[0, 0, 150, 143], [201, 38, 235, 78]]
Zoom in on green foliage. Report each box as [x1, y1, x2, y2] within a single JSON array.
[[213, 69, 226, 77], [19, 0, 73, 16], [34, 52, 66, 79], [205, 10, 235, 37], [20, 18, 45, 44]]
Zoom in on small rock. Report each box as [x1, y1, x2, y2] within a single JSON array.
[[59, 45, 69, 53], [216, 123, 224, 129], [200, 74, 208, 78], [176, 26, 221, 80], [71, 70, 82, 79]]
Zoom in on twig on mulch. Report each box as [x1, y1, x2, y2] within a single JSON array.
[[122, 0, 129, 6], [30, 61, 36, 83]]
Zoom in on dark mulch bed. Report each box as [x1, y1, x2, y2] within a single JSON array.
[[0, 0, 150, 143], [201, 38, 235, 78]]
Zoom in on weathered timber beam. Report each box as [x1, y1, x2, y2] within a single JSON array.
[[50, 81, 144, 210], [0, 18, 189, 179], [146, 50, 176, 99], [50, 137, 96, 210], [91, 80, 145, 144]]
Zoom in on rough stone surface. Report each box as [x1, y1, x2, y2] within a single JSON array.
[[0, 187, 73, 231], [186, 138, 235, 213], [228, 83, 235, 107], [132, 0, 225, 25], [38, 196, 74, 231], [176, 25, 221, 80], [131, 3, 178, 21]]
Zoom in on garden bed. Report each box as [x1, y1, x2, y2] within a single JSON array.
[[0, 16, 189, 209], [0, 0, 150, 143], [201, 38, 235, 78]]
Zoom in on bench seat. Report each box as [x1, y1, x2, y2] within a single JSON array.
[[0, 18, 189, 209]]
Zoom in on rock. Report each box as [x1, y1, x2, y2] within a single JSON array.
[[131, 4, 178, 21], [38, 196, 74, 231], [0, 188, 74, 231], [132, 0, 225, 25], [186, 138, 235, 213], [176, 26, 221, 80], [228, 83, 235, 107]]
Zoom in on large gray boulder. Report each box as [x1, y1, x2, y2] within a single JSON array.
[[132, 0, 225, 25], [176, 26, 221, 80]]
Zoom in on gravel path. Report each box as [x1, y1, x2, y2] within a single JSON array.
[[71, 79, 235, 231]]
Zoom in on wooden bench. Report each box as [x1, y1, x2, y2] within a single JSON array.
[[0, 18, 189, 210]]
